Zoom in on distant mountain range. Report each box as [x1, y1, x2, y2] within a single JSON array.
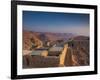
[[72, 36, 89, 41]]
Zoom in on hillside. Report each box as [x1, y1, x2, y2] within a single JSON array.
[[23, 30, 75, 50], [67, 36, 90, 66]]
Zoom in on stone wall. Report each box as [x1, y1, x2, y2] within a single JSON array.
[[23, 55, 59, 68]]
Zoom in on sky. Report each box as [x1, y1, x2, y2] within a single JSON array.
[[23, 11, 89, 36]]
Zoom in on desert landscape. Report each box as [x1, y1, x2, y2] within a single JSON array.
[[22, 11, 90, 68], [23, 30, 89, 68]]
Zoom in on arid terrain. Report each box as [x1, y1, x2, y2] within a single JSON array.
[[23, 30, 89, 68], [23, 30, 75, 50]]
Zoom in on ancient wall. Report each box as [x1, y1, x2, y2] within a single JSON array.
[[23, 55, 59, 68]]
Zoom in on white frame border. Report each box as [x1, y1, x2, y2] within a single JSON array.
[[17, 5, 95, 75]]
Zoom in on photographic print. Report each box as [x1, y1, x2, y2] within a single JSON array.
[[23, 11, 90, 68], [11, 1, 97, 79]]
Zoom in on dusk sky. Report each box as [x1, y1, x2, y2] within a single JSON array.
[[23, 11, 89, 36]]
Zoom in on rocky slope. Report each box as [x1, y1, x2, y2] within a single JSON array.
[[68, 36, 90, 66], [23, 30, 75, 50]]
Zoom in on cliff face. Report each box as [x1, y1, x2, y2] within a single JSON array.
[[23, 30, 43, 50], [68, 36, 90, 66]]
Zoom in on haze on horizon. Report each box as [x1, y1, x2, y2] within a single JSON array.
[[23, 11, 90, 36]]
